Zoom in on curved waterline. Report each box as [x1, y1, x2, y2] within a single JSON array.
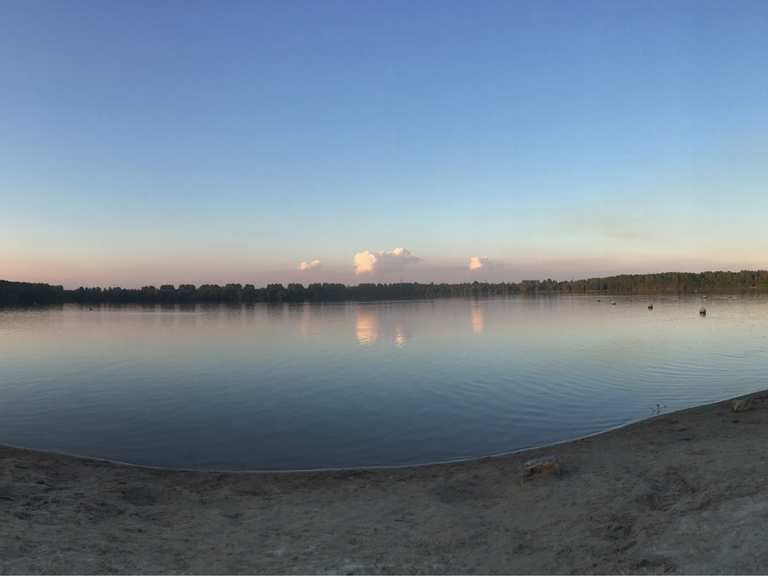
[[0, 389, 759, 475], [1, 296, 767, 470]]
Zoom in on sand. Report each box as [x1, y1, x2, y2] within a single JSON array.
[[2, 391, 768, 574]]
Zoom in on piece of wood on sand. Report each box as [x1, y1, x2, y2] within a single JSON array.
[[731, 396, 754, 413], [522, 455, 561, 481]]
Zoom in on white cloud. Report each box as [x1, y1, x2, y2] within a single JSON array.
[[353, 251, 378, 274], [298, 259, 321, 271], [353, 247, 420, 275], [469, 256, 498, 271]]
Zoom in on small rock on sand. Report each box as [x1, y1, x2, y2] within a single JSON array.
[[0, 484, 13, 501], [523, 456, 561, 481], [731, 397, 753, 413]]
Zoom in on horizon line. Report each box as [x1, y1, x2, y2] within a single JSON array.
[[3, 268, 768, 291]]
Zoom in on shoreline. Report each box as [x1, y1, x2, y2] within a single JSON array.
[[3, 391, 768, 573], [0, 398, 724, 475]]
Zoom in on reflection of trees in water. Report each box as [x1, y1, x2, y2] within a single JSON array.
[[289, 303, 347, 338], [292, 304, 312, 338], [471, 304, 485, 334], [266, 303, 286, 322]]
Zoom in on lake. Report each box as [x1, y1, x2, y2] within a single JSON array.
[[1, 295, 766, 470]]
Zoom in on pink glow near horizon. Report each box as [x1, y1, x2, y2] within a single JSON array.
[[4, 253, 768, 290]]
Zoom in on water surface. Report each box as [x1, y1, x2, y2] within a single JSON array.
[[1, 296, 766, 470]]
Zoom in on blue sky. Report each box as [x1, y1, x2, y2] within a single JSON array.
[[1, 0, 767, 287]]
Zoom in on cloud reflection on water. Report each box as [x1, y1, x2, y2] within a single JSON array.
[[355, 306, 410, 347], [355, 308, 379, 345], [471, 304, 485, 334]]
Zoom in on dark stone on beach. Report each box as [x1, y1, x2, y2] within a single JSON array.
[[0, 484, 13, 501], [523, 456, 561, 481], [731, 397, 753, 413], [122, 485, 159, 506]]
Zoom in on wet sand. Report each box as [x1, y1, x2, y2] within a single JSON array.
[[2, 392, 768, 574]]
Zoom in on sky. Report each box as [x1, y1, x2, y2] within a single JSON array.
[[1, 0, 767, 288]]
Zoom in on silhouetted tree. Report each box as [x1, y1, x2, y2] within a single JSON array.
[[3, 270, 768, 307]]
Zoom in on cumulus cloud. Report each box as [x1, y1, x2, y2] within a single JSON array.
[[469, 256, 496, 271], [298, 259, 321, 271], [353, 251, 378, 275], [353, 247, 420, 275]]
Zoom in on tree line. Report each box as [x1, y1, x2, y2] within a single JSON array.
[[2, 270, 768, 306]]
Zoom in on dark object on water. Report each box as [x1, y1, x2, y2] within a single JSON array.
[[611, 301, 616, 306], [523, 456, 561, 481], [699, 307, 707, 317], [648, 304, 654, 310]]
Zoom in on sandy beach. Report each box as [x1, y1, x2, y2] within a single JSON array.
[[2, 391, 767, 574]]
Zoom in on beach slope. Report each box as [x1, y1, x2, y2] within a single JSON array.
[[2, 392, 768, 574]]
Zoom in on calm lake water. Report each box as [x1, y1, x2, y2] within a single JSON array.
[[1, 296, 767, 470]]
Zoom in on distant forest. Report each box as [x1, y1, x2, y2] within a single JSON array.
[[2, 271, 768, 306]]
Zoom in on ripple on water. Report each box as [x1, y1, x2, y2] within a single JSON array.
[[1, 296, 767, 469]]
